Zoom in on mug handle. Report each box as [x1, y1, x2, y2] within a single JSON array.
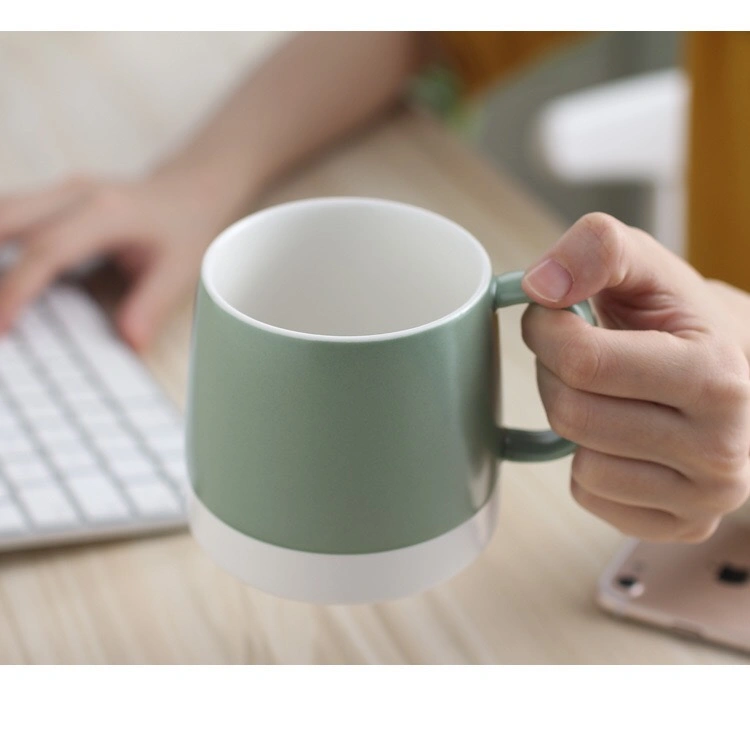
[[492, 270, 597, 462]]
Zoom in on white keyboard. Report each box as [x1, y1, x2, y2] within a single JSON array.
[[0, 282, 188, 550]]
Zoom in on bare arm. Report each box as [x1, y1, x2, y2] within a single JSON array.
[[159, 32, 426, 214], [0, 32, 427, 348]]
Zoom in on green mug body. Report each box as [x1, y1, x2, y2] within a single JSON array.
[[186, 198, 589, 603]]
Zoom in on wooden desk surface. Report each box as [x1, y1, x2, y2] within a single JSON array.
[[0, 33, 745, 664]]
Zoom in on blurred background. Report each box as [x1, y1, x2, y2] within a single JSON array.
[[0, 31, 685, 248], [479, 32, 682, 239]]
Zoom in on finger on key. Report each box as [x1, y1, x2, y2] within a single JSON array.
[[0, 207, 118, 332], [117, 254, 194, 351]]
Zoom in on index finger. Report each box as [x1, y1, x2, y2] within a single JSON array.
[[0, 247, 71, 332], [0, 207, 115, 332], [521, 305, 701, 409]]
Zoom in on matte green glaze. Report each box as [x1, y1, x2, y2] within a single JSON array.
[[187, 280, 498, 554], [185, 266, 593, 555]]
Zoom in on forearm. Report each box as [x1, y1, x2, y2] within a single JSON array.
[[156, 32, 425, 220]]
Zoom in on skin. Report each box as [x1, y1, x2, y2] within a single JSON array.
[[522, 213, 750, 542], [1, 33, 749, 541], [0, 32, 423, 348]]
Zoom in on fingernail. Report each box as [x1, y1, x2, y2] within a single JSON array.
[[523, 258, 573, 302]]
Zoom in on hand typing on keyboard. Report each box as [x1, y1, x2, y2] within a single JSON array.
[[0, 174, 238, 351], [0, 284, 188, 549]]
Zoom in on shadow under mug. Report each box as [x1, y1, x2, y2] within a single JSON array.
[[185, 198, 594, 604]]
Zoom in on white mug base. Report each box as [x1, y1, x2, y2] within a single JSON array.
[[188, 488, 500, 605]]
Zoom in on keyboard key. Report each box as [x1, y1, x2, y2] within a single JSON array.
[[124, 479, 180, 516], [4, 459, 57, 487], [45, 353, 86, 380], [2, 369, 46, 395], [50, 448, 99, 475], [37, 430, 87, 454], [23, 404, 67, 424], [68, 378, 101, 407], [67, 474, 130, 522], [91, 429, 140, 454], [123, 403, 179, 430], [104, 448, 155, 479], [0, 433, 36, 458], [0, 282, 187, 549], [16, 318, 64, 353], [23, 315, 64, 343], [47, 286, 111, 336], [0, 411, 22, 435], [26, 338, 71, 362], [33, 417, 77, 441], [0, 393, 18, 419], [17, 392, 61, 419], [85, 345, 160, 401], [0, 501, 26, 534], [19, 486, 78, 528], [70, 394, 112, 417], [54, 376, 101, 403], [0, 338, 25, 364], [146, 431, 184, 459], [162, 455, 190, 489], [15, 308, 47, 334], [77, 410, 122, 434]]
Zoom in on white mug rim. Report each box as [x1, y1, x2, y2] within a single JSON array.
[[200, 197, 493, 344]]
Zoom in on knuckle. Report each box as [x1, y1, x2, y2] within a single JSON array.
[[688, 341, 750, 478], [555, 329, 603, 390], [547, 383, 589, 442], [88, 184, 131, 216], [676, 517, 721, 544], [702, 434, 750, 478], [25, 233, 66, 263], [694, 339, 750, 405], [714, 338, 750, 379], [711, 339, 750, 384], [702, 467, 750, 514], [610, 513, 682, 543], [707, 375, 750, 409], [43, 247, 73, 272], [577, 212, 627, 275], [570, 480, 593, 509], [571, 448, 605, 488]]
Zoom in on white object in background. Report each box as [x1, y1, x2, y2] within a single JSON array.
[[534, 69, 689, 254]]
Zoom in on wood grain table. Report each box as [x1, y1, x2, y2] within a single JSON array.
[[0, 32, 745, 664]]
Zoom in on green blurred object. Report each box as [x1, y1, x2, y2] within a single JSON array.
[[410, 65, 484, 140]]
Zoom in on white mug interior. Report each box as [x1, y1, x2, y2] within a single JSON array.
[[202, 198, 491, 339]]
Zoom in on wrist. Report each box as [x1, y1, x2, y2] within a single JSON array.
[[151, 151, 264, 231]]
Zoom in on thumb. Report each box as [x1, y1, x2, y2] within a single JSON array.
[[116, 256, 191, 352], [521, 212, 691, 309]]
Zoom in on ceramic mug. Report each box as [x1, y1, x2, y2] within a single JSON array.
[[185, 198, 593, 604]]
